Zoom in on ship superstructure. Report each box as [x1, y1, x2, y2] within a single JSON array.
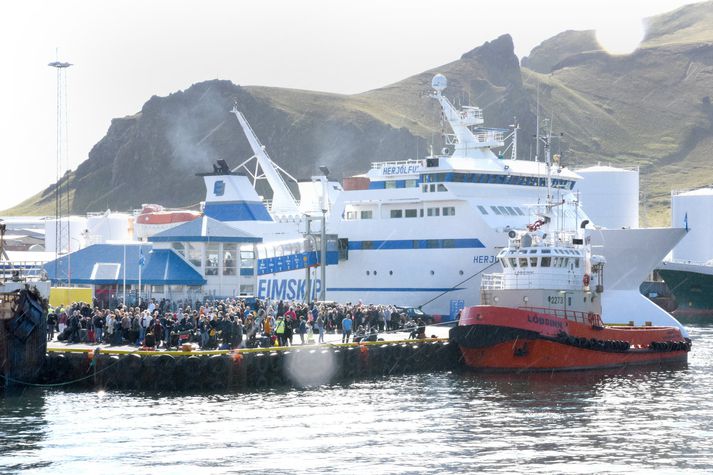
[[191, 73, 685, 331]]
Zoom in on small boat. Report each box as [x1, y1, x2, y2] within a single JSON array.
[[134, 204, 201, 240], [450, 134, 691, 372]]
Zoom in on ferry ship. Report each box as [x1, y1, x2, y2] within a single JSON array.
[[196, 73, 686, 332]]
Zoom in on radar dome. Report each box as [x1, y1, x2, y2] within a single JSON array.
[[432, 74, 447, 92]]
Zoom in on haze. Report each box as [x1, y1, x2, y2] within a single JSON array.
[[0, 0, 698, 211]]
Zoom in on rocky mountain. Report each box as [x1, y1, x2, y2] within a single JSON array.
[[8, 1, 713, 225]]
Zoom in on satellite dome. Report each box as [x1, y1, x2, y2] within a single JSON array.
[[432, 74, 447, 92]]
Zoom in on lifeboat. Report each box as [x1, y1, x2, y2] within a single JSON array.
[[134, 204, 201, 239]]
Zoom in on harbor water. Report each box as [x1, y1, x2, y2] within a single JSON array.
[[2, 325, 713, 474]]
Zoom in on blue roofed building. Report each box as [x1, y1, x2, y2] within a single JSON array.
[[148, 215, 262, 297], [43, 243, 206, 306]]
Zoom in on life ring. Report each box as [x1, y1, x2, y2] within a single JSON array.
[[583, 274, 591, 286]]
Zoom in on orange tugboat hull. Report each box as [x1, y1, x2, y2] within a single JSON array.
[[451, 306, 690, 372]]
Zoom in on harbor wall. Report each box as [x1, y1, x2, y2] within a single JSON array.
[[37, 340, 460, 391]]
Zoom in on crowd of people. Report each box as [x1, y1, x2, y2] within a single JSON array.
[[47, 297, 429, 350]]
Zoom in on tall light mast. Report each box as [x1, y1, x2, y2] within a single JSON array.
[[48, 57, 72, 283]]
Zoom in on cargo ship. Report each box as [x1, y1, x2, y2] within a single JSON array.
[[656, 187, 713, 320]]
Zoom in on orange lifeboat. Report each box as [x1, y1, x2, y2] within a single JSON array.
[[134, 204, 201, 239]]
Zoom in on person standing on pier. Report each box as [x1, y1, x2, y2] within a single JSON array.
[[342, 314, 353, 343]]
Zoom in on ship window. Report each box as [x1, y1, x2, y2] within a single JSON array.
[[519, 257, 528, 267], [437, 184, 447, 192], [498, 206, 509, 215], [443, 207, 456, 216], [515, 207, 525, 216], [561, 258, 568, 268], [385, 181, 397, 189], [501, 259, 509, 268], [477, 205, 488, 215], [506, 206, 516, 215], [542, 249, 551, 254], [509, 258, 517, 267], [541, 257, 551, 267], [420, 209, 424, 217], [360, 210, 373, 219], [422, 184, 428, 192], [530, 257, 538, 267], [426, 240, 439, 248], [405, 209, 418, 218], [427, 207, 440, 217], [443, 239, 455, 248], [346, 211, 357, 220], [390, 209, 403, 218], [574, 258, 580, 268], [529, 249, 537, 254], [405, 179, 417, 188], [491, 206, 502, 215], [429, 184, 436, 192]]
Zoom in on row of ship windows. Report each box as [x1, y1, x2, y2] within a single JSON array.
[[503, 256, 580, 268], [369, 174, 576, 190], [477, 205, 525, 216], [345, 207, 456, 220]]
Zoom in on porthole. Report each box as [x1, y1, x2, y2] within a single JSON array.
[[389, 270, 393, 275], [459, 270, 464, 275], [430, 270, 435, 275], [366, 270, 370, 276], [374, 270, 378, 275]]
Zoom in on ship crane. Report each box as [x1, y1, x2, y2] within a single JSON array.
[[230, 104, 301, 217]]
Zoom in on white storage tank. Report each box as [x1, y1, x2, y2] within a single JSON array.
[[44, 216, 88, 253], [670, 187, 713, 263], [574, 165, 639, 229], [87, 211, 133, 244]]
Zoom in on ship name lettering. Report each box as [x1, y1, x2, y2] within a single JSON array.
[[473, 255, 496, 264], [527, 314, 563, 329]]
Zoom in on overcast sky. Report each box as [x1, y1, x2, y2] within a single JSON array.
[[0, 0, 699, 212]]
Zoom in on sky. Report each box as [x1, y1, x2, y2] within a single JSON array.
[[0, 0, 700, 212]]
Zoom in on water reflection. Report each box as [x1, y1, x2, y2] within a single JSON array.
[[0, 388, 50, 472], [0, 326, 712, 474]]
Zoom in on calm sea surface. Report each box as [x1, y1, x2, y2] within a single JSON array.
[[2, 325, 713, 474]]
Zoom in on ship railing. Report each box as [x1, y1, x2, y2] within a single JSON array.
[[665, 258, 713, 267], [370, 159, 423, 170], [482, 273, 584, 290], [0, 260, 47, 282], [473, 128, 505, 145], [519, 306, 600, 326]]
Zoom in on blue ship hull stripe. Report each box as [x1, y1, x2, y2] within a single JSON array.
[[326, 287, 465, 292], [347, 238, 484, 250]]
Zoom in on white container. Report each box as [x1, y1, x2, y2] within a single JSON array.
[[87, 212, 133, 244], [574, 165, 639, 229], [44, 216, 88, 253], [671, 187, 713, 263]]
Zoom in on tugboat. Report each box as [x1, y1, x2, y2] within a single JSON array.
[[450, 133, 691, 372]]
